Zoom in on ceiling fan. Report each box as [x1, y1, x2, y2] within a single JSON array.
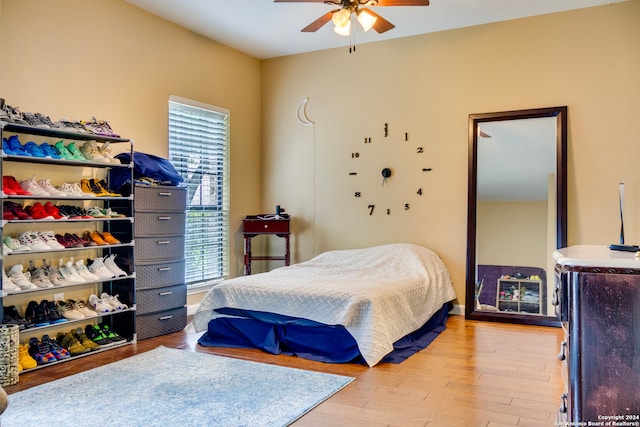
[[274, 0, 430, 36]]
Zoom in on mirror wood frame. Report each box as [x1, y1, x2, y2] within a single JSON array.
[[465, 106, 567, 326]]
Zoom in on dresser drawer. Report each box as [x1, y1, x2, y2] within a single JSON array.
[[136, 259, 185, 289], [136, 306, 187, 340], [243, 217, 289, 234], [136, 283, 186, 315], [135, 235, 185, 261], [135, 212, 186, 237], [134, 185, 187, 212]]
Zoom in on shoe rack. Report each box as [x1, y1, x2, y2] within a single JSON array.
[[0, 121, 136, 372]]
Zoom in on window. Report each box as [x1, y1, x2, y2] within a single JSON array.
[[168, 95, 229, 288]]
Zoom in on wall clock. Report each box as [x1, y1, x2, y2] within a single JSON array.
[[348, 124, 432, 215]]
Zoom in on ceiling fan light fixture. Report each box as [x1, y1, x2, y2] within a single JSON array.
[[357, 9, 377, 32], [333, 19, 351, 36], [331, 8, 351, 27]]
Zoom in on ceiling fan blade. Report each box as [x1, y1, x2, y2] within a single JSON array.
[[301, 10, 338, 32], [363, 9, 396, 33], [376, 0, 429, 5]]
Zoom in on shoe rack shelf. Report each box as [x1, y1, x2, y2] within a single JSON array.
[[0, 121, 137, 371]]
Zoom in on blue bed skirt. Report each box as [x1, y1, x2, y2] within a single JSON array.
[[197, 302, 452, 365]]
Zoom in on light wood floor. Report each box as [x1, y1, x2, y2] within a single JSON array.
[[6, 315, 564, 427]]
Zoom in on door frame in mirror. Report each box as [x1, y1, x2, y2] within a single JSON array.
[[465, 106, 567, 326]]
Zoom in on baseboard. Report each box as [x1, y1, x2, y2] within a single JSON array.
[[449, 304, 464, 316]]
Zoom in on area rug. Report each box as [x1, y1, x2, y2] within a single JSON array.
[[1, 346, 354, 427]]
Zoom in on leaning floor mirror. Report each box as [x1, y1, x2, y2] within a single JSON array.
[[465, 106, 567, 326]]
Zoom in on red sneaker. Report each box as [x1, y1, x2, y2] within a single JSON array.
[[44, 202, 65, 219], [3, 176, 31, 195], [24, 202, 53, 220]]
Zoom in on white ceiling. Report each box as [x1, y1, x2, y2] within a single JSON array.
[[477, 117, 557, 202], [125, 0, 627, 59]]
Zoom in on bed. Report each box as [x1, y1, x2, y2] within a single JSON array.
[[193, 243, 457, 366]]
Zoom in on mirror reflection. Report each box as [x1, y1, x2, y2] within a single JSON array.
[[466, 107, 567, 326]]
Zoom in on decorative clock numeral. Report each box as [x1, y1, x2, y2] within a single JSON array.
[[417, 147, 424, 154], [349, 172, 357, 176], [352, 152, 360, 158], [422, 168, 432, 172], [368, 205, 375, 215], [386, 208, 391, 215], [405, 132, 409, 141], [404, 203, 410, 210], [364, 137, 371, 144], [417, 188, 422, 196], [355, 192, 362, 198], [384, 123, 389, 137]]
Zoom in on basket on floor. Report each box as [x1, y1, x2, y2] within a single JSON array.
[[0, 324, 20, 386]]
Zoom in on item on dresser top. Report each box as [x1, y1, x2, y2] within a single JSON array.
[[110, 151, 183, 193]]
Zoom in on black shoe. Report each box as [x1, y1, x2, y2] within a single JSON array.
[[25, 301, 50, 327], [3, 305, 34, 330], [100, 324, 126, 343], [40, 300, 67, 324], [85, 324, 114, 347]]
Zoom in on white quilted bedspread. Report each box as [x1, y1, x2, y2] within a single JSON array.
[[193, 243, 456, 366]]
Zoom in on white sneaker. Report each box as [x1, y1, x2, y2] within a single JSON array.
[[3, 242, 12, 256], [19, 175, 50, 196], [101, 292, 128, 310], [56, 300, 85, 320], [48, 266, 69, 286], [104, 254, 127, 277], [38, 231, 66, 250], [59, 261, 85, 283], [37, 178, 67, 197], [3, 236, 31, 253], [2, 269, 21, 292], [88, 257, 115, 279], [75, 259, 99, 281], [69, 299, 96, 317], [29, 266, 55, 288], [7, 264, 37, 290], [18, 231, 51, 251], [88, 293, 114, 313]]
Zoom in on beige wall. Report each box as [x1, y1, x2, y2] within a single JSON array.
[[261, 1, 640, 304], [0, 0, 262, 277], [477, 201, 548, 268]]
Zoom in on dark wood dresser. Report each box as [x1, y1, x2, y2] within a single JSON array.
[[553, 245, 640, 424]]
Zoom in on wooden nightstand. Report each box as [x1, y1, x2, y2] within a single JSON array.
[[242, 215, 291, 275]]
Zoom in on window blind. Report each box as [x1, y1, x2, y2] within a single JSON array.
[[168, 96, 230, 287]]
